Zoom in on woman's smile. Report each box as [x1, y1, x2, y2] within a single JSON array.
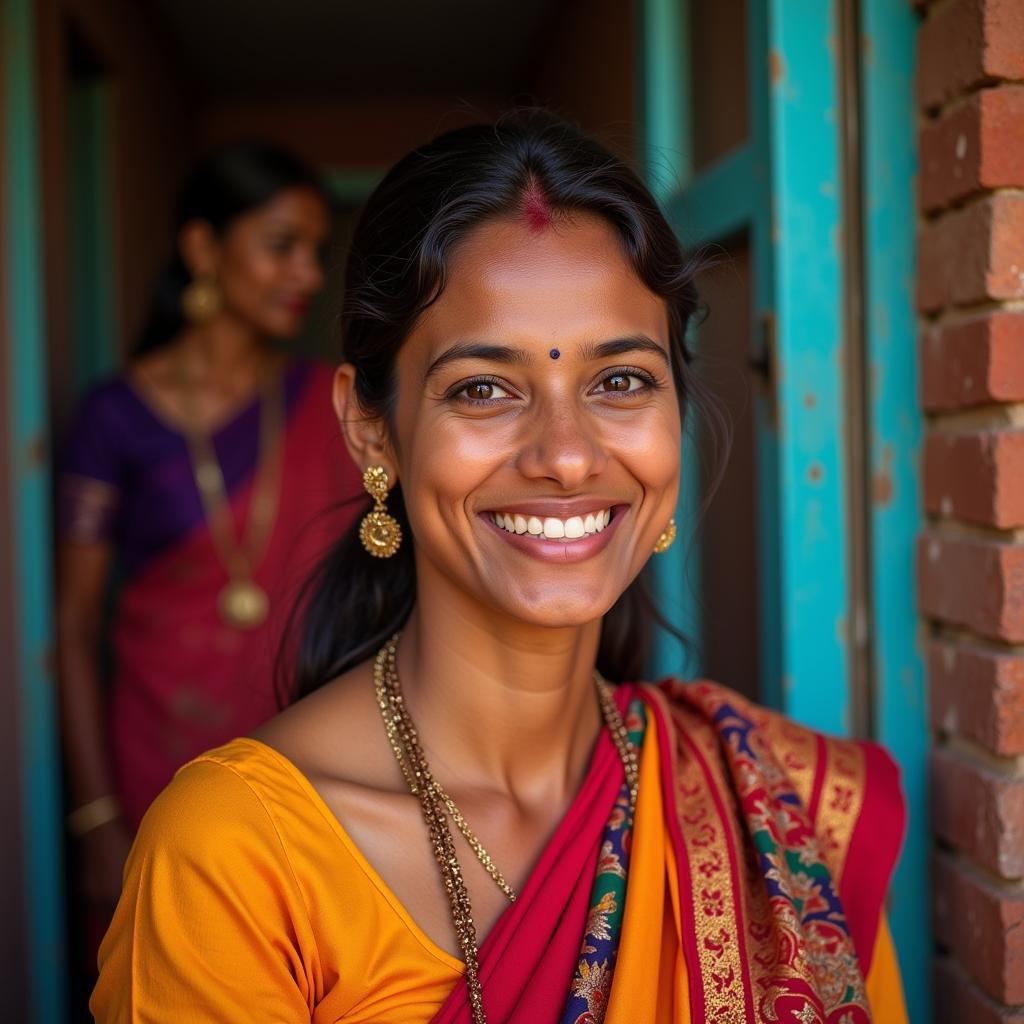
[[480, 503, 627, 563]]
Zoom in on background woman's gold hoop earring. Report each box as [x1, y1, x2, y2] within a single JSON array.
[[359, 466, 402, 558], [181, 276, 222, 324], [653, 517, 677, 554]]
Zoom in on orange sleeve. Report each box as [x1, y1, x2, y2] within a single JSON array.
[[864, 914, 908, 1024], [91, 758, 318, 1023]]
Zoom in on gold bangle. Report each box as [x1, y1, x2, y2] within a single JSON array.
[[66, 794, 121, 838]]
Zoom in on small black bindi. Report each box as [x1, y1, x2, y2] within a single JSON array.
[[549, 348, 561, 360]]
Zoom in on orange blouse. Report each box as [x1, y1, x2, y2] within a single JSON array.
[[92, 735, 907, 1022]]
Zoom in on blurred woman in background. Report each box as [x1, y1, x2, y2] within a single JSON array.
[[93, 115, 906, 1023], [56, 142, 361, 924]]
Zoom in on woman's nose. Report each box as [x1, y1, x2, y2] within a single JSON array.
[[295, 247, 324, 292], [515, 403, 606, 490]]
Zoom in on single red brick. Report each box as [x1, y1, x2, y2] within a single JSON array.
[[935, 956, 1024, 1024], [919, 0, 1024, 112], [931, 747, 1024, 878], [917, 195, 1024, 312], [924, 430, 1024, 528], [921, 312, 1024, 411], [930, 639, 1024, 755], [920, 87, 1024, 212], [933, 852, 1024, 1003], [918, 531, 1024, 642]]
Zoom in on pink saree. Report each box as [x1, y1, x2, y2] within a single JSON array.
[[61, 361, 362, 828]]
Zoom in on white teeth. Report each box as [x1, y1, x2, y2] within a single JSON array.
[[490, 508, 614, 540], [564, 516, 585, 539], [543, 517, 566, 539]]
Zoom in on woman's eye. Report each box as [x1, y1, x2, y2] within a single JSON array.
[[268, 236, 295, 254], [458, 381, 510, 402], [597, 372, 647, 394]]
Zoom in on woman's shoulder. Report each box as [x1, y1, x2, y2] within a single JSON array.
[[67, 372, 137, 426], [133, 738, 326, 869]]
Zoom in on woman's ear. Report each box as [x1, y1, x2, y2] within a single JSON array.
[[333, 364, 396, 481], [178, 219, 220, 278]]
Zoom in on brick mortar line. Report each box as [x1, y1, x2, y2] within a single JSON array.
[[921, 77, 1024, 121], [920, 297, 1024, 326], [926, 401, 1024, 432], [930, 621, 1024, 655], [935, 954, 1024, 1015], [918, 185, 1024, 224], [934, 843, 1024, 894], [923, 514, 1024, 543], [937, 730, 1024, 777]]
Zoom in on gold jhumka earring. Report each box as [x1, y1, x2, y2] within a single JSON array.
[[359, 466, 402, 558], [654, 516, 677, 554], [181, 276, 222, 324]]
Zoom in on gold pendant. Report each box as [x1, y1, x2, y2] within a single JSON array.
[[218, 578, 269, 630]]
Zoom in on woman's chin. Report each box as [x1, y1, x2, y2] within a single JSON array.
[[487, 583, 619, 631]]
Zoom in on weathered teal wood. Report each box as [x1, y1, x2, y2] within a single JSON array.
[[860, 1, 928, 1019], [763, 0, 851, 733], [667, 144, 756, 247], [641, 0, 704, 678], [70, 79, 118, 388], [745, 0, 784, 712], [3, 0, 69, 1019]]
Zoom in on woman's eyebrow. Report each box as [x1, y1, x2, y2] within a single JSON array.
[[580, 335, 670, 363], [424, 342, 532, 382], [424, 334, 668, 382]]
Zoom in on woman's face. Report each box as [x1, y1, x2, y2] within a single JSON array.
[[390, 213, 681, 628], [208, 186, 329, 339]]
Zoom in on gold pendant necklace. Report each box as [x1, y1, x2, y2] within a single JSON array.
[[176, 350, 284, 630], [374, 634, 639, 1024]]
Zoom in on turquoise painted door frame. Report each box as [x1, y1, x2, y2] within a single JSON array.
[[2, 0, 69, 1020], [642, 1, 927, 1020]]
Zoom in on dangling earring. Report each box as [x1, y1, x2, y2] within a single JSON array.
[[654, 517, 677, 554], [359, 465, 402, 558], [181, 276, 222, 324]]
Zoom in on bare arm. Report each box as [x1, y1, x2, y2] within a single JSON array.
[[56, 538, 116, 808], [56, 537, 132, 910]]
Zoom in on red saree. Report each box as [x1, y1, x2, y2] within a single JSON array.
[[432, 681, 907, 1023]]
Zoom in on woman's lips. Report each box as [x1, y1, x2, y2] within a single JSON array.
[[480, 505, 626, 564]]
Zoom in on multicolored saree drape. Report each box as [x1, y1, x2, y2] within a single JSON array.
[[60, 361, 361, 829], [433, 681, 907, 1024]]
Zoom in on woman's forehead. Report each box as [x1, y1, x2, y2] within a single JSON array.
[[409, 215, 668, 351]]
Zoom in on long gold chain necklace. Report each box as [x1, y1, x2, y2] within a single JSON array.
[[176, 352, 285, 630], [373, 634, 639, 1024]]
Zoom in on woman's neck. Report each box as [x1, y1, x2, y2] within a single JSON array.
[[178, 318, 270, 385], [395, 575, 605, 807]]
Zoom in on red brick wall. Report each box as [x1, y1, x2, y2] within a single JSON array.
[[916, 0, 1024, 1019]]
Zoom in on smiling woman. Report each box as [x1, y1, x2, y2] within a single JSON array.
[[91, 112, 908, 1024]]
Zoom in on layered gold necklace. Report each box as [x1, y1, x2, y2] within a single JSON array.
[[373, 634, 639, 1024], [177, 352, 285, 630]]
